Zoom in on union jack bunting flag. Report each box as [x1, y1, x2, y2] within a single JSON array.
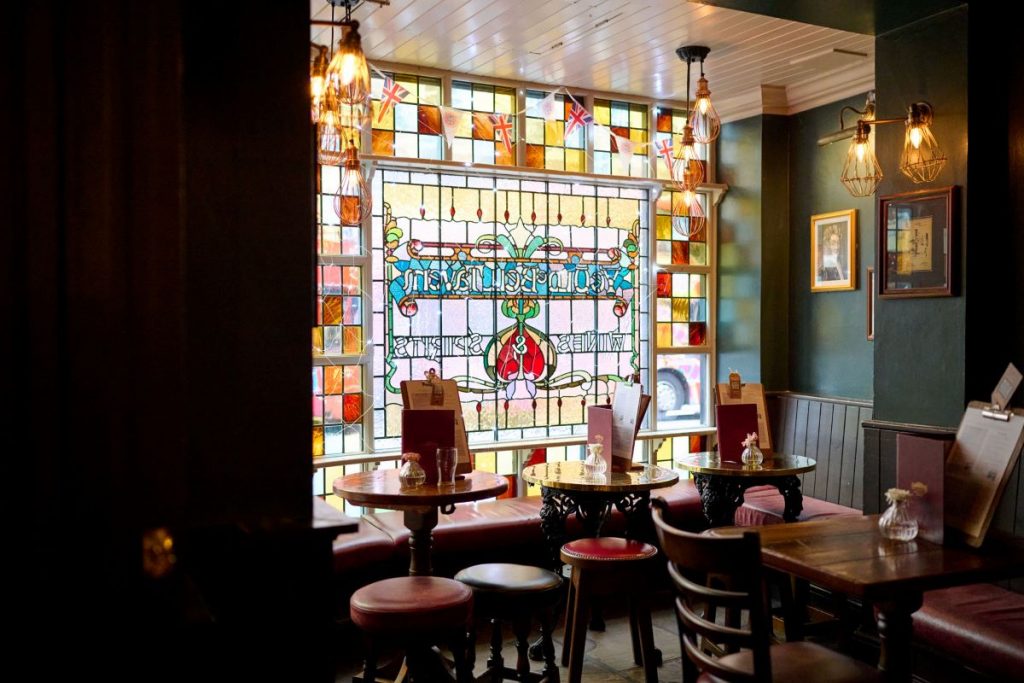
[[564, 101, 593, 139], [489, 114, 514, 155], [656, 138, 674, 176], [377, 77, 410, 123]]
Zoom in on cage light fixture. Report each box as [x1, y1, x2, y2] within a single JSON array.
[[681, 45, 721, 144], [821, 93, 947, 197], [672, 45, 712, 192], [335, 137, 372, 225]]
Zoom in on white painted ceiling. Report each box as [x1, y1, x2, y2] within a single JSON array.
[[310, 0, 874, 120]]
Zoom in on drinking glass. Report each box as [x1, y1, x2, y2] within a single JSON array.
[[437, 447, 458, 487]]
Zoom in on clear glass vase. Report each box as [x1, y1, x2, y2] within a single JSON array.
[[741, 444, 763, 466], [878, 498, 918, 541], [398, 455, 426, 488], [584, 443, 607, 477]]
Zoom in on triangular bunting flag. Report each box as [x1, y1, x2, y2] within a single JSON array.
[[377, 77, 410, 124], [565, 101, 593, 140], [656, 138, 675, 176], [440, 106, 467, 149], [612, 133, 635, 172], [533, 91, 559, 121], [489, 113, 514, 155]]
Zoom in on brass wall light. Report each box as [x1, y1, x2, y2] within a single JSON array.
[[819, 92, 947, 197]]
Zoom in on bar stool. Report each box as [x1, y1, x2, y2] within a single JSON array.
[[560, 537, 660, 683], [455, 563, 561, 682], [349, 576, 474, 682]]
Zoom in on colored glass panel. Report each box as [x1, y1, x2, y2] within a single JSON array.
[[317, 166, 363, 256], [371, 72, 443, 159], [371, 169, 648, 447], [452, 81, 517, 166], [525, 90, 588, 171], [653, 106, 709, 180], [593, 99, 648, 177], [655, 189, 708, 267], [312, 364, 364, 455]]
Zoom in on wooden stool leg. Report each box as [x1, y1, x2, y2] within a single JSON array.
[[628, 601, 642, 665], [359, 637, 377, 683], [633, 598, 659, 683], [488, 617, 504, 678], [560, 576, 577, 667], [539, 606, 560, 683], [466, 619, 477, 670], [566, 572, 590, 683], [512, 613, 532, 681]]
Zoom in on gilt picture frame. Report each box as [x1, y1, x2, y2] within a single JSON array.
[[878, 186, 957, 298], [810, 209, 856, 292]]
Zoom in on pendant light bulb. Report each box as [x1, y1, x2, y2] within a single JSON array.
[[310, 44, 330, 123], [899, 102, 946, 184], [691, 73, 721, 144], [841, 121, 883, 197], [673, 124, 704, 191], [327, 20, 371, 107], [670, 188, 706, 239]]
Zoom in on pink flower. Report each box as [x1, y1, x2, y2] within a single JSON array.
[[741, 432, 758, 448]]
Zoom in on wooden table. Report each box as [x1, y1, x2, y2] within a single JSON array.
[[333, 469, 508, 576], [676, 452, 815, 527], [522, 461, 678, 567], [708, 515, 1024, 682]]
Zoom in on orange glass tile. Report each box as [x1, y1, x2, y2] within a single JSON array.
[[343, 393, 362, 423], [313, 426, 324, 457], [343, 326, 362, 354], [417, 105, 441, 135], [689, 322, 706, 346], [371, 129, 395, 156], [656, 272, 671, 298], [656, 111, 672, 132], [671, 241, 689, 265], [472, 112, 495, 141], [322, 296, 343, 325], [343, 365, 361, 392], [495, 142, 515, 166], [324, 365, 345, 394], [525, 144, 545, 168], [312, 327, 324, 356]]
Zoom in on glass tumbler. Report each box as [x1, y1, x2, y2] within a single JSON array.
[[437, 447, 458, 487]]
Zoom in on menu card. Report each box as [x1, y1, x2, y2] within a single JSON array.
[[715, 403, 758, 463], [401, 408, 455, 485], [897, 434, 948, 544], [945, 402, 1024, 547], [609, 382, 650, 472]]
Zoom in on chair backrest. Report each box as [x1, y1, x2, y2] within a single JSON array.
[[651, 497, 773, 682]]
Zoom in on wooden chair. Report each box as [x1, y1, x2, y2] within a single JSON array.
[[650, 497, 882, 683]]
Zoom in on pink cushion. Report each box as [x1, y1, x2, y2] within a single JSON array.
[[331, 519, 398, 573], [913, 583, 1024, 679], [733, 485, 861, 526], [561, 537, 657, 563]]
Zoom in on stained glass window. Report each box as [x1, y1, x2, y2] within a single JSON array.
[[593, 99, 649, 177], [451, 81, 517, 166], [371, 169, 649, 449], [313, 264, 364, 356], [312, 363, 365, 456], [525, 91, 586, 172], [653, 106, 709, 180], [370, 72, 443, 159], [655, 189, 708, 267], [317, 165, 364, 256]]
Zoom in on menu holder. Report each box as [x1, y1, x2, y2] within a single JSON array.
[[401, 408, 456, 485], [715, 403, 759, 463], [714, 379, 772, 453], [945, 401, 1024, 547], [897, 434, 949, 544], [608, 382, 651, 472], [401, 369, 471, 473]]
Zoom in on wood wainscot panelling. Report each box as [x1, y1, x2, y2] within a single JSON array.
[[766, 392, 872, 510]]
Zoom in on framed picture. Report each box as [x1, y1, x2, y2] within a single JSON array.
[[810, 209, 856, 292], [878, 186, 957, 298], [866, 266, 875, 341]]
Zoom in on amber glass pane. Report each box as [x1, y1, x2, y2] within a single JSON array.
[[343, 393, 362, 422], [372, 129, 395, 156], [672, 241, 689, 265], [657, 111, 672, 132], [417, 105, 440, 135], [525, 144, 544, 168], [657, 272, 671, 297], [343, 326, 362, 354], [313, 426, 324, 457], [324, 366, 344, 394]]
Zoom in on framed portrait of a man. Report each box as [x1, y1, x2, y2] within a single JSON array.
[[810, 209, 856, 292]]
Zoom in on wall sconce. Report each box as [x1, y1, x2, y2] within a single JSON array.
[[820, 93, 947, 197]]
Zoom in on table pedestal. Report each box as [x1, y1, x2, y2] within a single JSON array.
[[403, 507, 439, 576], [692, 473, 803, 527], [538, 487, 655, 568]]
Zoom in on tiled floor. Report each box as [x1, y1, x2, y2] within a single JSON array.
[[337, 594, 685, 682]]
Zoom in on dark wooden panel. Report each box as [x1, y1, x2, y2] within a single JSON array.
[[812, 402, 834, 500], [839, 406, 860, 508], [802, 402, 822, 495], [783, 394, 798, 455], [992, 457, 1021, 536], [825, 404, 847, 503], [854, 406, 872, 510], [793, 400, 810, 488], [862, 426, 880, 514], [878, 429, 899, 513]]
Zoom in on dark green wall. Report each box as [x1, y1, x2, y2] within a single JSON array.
[[717, 116, 766, 384], [760, 116, 791, 391], [788, 94, 875, 400], [873, 7, 967, 427]]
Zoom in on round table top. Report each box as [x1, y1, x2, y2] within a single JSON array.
[[676, 452, 816, 477], [332, 469, 508, 511], [521, 461, 679, 493]]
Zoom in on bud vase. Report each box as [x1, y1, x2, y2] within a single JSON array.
[[741, 444, 763, 466], [878, 497, 918, 541]]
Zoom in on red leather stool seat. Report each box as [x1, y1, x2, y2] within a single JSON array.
[[561, 537, 658, 563], [350, 576, 473, 634]]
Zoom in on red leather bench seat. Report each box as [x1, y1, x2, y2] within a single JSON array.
[[733, 485, 861, 526], [331, 519, 398, 574], [912, 583, 1024, 680]]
